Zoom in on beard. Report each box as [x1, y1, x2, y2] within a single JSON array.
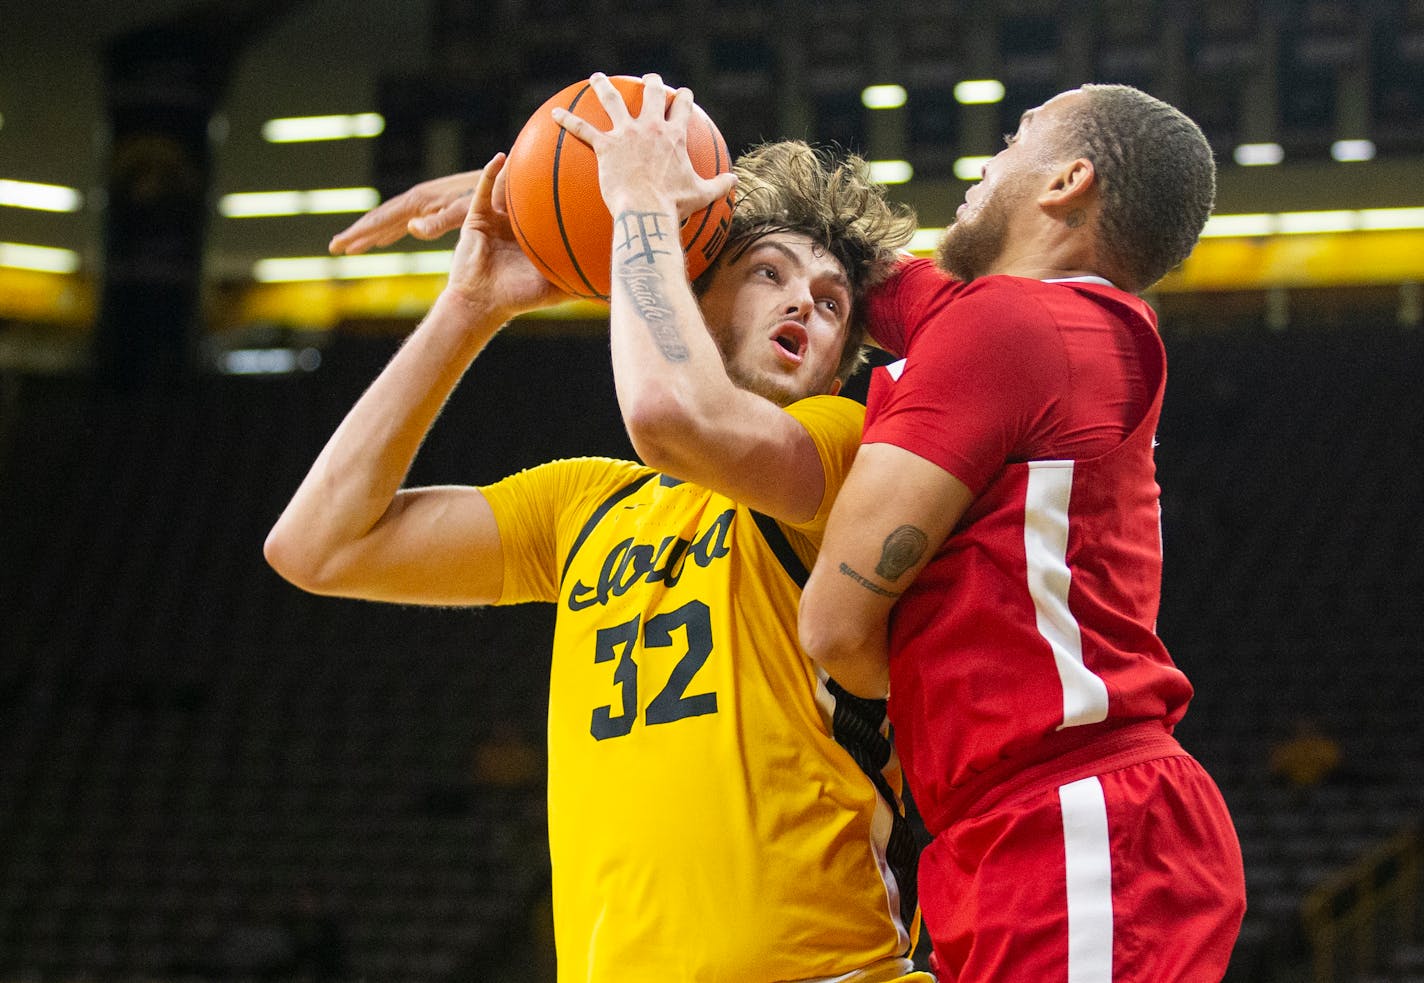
[[935, 171, 1034, 283]]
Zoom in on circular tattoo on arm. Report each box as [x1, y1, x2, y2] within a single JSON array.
[[875, 524, 929, 580]]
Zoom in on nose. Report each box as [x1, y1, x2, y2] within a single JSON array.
[[784, 282, 815, 319]]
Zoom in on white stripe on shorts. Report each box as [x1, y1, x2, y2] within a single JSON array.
[[1060, 775, 1113, 983]]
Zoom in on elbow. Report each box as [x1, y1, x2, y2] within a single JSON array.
[[797, 616, 853, 679], [263, 521, 335, 595], [798, 598, 890, 700], [621, 390, 700, 475]]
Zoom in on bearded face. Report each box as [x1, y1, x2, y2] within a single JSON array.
[[936, 92, 1082, 283], [935, 165, 1038, 283]]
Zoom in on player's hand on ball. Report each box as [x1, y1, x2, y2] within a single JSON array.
[[444, 154, 569, 318], [329, 169, 484, 255], [554, 73, 738, 221]]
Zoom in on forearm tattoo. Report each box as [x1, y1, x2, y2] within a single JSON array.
[[875, 524, 928, 580], [838, 562, 903, 599], [614, 210, 688, 362]]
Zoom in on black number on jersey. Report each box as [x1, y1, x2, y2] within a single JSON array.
[[589, 600, 719, 741], [590, 616, 640, 740]]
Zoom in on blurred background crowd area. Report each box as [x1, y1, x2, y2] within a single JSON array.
[[1, 1, 1423, 981]]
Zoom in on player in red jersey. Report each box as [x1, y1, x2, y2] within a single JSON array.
[[799, 84, 1246, 981]]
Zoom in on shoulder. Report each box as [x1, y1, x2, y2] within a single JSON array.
[[482, 457, 655, 518], [901, 277, 1075, 369], [783, 394, 865, 434]]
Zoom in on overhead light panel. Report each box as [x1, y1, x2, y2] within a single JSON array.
[[953, 156, 992, 181], [1200, 213, 1275, 238], [1359, 207, 1424, 230], [862, 85, 908, 110], [954, 80, 1005, 105], [262, 113, 385, 143], [0, 179, 83, 213], [219, 187, 380, 217], [1233, 142, 1284, 166], [1200, 207, 1424, 238], [1331, 139, 1376, 162], [253, 249, 455, 282], [867, 160, 913, 185], [0, 242, 81, 273], [1277, 210, 1356, 235]]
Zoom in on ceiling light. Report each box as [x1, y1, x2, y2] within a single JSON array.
[[0, 179, 83, 212], [862, 85, 908, 110], [0, 242, 81, 273], [1233, 143, 1284, 166], [953, 80, 1005, 105], [1330, 139, 1376, 162], [253, 249, 455, 282], [953, 156, 992, 180], [220, 188, 381, 217], [867, 160, 913, 184], [262, 113, 386, 143]]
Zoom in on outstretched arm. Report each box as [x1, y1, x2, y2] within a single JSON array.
[[265, 156, 567, 605], [329, 169, 483, 255], [799, 442, 973, 697]]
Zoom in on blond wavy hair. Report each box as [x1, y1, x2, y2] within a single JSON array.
[[693, 140, 918, 382]]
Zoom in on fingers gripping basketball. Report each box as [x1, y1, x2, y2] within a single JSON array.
[[503, 76, 735, 301]]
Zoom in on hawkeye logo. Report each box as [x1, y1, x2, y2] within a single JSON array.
[[567, 509, 734, 611]]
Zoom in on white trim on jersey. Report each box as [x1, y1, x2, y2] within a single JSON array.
[[1024, 461, 1111, 729], [1045, 275, 1118, 289], [885, 358, 907, 381], [1060, 775, 1114, 983]]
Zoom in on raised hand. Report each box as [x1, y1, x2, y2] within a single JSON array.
[[329, 169, 483, 255], [444, 154, 568, 320], [552, 73, 738, 220]]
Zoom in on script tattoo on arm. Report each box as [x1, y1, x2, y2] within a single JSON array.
[[838, 562, 903, 599], [614, 210, 688, 362], [875, 524, 928, 580]]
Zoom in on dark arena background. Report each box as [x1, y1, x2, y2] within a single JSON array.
[[2, 1, 1423, 980]]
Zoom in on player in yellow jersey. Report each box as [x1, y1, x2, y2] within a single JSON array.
[[267, 73, 929, 981]]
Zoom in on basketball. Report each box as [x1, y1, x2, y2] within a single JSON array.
[[503, 76, 735, 302]]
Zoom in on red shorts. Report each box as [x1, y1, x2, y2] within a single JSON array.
[[919, 752, 1245, 982]]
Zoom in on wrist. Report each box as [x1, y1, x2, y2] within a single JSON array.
[[426, 288, 511, 344], [604, 193, 679, 225]]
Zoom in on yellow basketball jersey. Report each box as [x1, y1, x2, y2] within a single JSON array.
[[480, 395, 919, 982]]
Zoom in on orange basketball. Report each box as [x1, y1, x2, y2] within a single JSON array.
[[504, 76, 735, 302]]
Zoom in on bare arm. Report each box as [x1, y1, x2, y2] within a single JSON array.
[[265, 156, 567, 605], [556, 74, 832, 523], [799, 442, 974, 697]]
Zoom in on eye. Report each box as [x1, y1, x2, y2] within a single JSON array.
[[1003, 132, 1018, 147], [818, 297, 840, 315], [753, 264, 780, 281]]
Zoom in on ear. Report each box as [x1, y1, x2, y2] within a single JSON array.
[[827, 376, 844, 397], [1038, 157, 1096, 209]]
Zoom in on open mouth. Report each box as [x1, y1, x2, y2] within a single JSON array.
[[770, 322, 808, 364]]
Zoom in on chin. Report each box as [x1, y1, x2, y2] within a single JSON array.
[[935, 227, 993, 284], [734, 371, 805, 408]]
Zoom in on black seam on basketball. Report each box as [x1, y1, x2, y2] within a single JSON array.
[[679, 114, 723, 253], [553, 84, 606, 300], [507, 190, 581, 296]]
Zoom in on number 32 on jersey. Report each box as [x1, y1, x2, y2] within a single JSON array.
[[590, 599, 718, 740]]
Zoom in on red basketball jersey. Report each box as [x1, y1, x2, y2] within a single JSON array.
[[863, 261, 1195, 836]]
